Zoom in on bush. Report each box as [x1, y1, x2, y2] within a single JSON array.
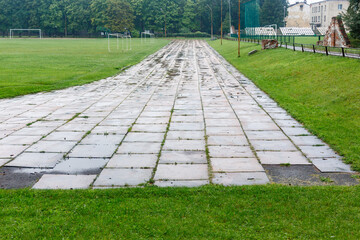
[[166, 32, 210, 38]]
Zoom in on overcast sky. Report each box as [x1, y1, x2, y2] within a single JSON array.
[[288, 0, 319, 4]]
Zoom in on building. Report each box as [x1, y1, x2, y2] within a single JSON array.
[[310, 0, 350, 30], [286, 1, 311, 28]]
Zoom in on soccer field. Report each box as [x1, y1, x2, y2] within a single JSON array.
[[0, 38, 169, 99]]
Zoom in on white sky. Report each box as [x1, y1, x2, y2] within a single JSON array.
[[288, 0, 319, 4]]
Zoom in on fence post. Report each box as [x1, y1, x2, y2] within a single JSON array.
[[342, 47, 345, 57], [301, 44, 304, 52], [286, 43, 287, 49], [293, 43, 295, 51], [313, 45, 316, 53], [325, 46, 328, 56]]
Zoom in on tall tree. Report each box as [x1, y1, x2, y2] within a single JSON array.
[[260, 0, 287, 27], [343, 0, 360, 39], [182, 0, 199, 32], [105, 0, 134, 32]]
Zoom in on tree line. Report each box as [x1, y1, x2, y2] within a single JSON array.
[[0, 0, 287, 37]]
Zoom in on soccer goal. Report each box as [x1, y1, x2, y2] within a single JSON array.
[[141, 30, 155, 44], [10, 29, 42, 39], [107, 33, 132, 53]]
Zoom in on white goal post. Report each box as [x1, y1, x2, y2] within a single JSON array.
[[10, 29, 42, 39], [107, 33, 132, 52], [141, 30, 155, 44]]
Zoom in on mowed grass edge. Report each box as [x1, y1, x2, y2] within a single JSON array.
[[0, 38, 169, 99], [208, 40, 360, 171], [1, 186, 360, 239]]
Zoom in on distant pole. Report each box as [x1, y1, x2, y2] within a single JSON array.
[[221, 0, 223, 45], [238, 0, 240, 57], [229, 0, 232, 34], [207, 5, 214, 40]]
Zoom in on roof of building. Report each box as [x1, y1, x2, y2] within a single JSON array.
[[288, 1, 309, 8]]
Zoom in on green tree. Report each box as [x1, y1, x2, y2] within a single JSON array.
[[260, 0, 287, 27], [105, 0, 134, 32], [182, 0, 199, 32], [343, 0, 360, 39]]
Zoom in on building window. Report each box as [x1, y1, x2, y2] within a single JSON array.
[[325, 5, 326, 12], [338, 4, 342, 10], [318, 16, 320, 22], [324, 16, 326, 22]]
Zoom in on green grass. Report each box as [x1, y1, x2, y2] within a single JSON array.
[[0, 38, 169, 99], [1, 186, 360, 239], [209, 40, 360, 171]]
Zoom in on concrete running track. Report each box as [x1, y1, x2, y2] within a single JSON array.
[[0, 40, 357, 189]]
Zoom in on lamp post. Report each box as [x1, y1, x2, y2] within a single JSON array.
[[284, 6, 286, 27], [238, 0, 240, 57], [228, 0, 232, 34], [207, 5, 214, 40], [160, 8, 167, 38], [221, 0, 223, 45]]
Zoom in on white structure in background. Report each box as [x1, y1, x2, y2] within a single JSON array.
[[245, 27, 277, 36], [108, 33, 132, 53], [310, 0, 350, 30], [316, 27, 328, 35], [280, 27, 314, 35], [141, 30, 155, 44], [10, 29, 42, 39], [286, 1, 311, 28]]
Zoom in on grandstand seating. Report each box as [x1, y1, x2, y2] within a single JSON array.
[[279, 27, 315, 36], [245, 27, 277, 36], [316, 27, 328, 35]]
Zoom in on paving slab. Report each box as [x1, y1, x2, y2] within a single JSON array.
[[69, 144, 117, 158], [26, 141, 76, 153], [94, 168, 152, 187], [163, 140, 206, 151], [207, 135, 248, 146], [0, 135, 41, 145], [0, 145, 28, 158], [52, 158, 108, 174], [6, 152, 64, 168], [311, 157, 353, 173], [80, 134, 124, 145], [33, 174, 96, 189], [251, 140, 297, 151], [159, 151, 207, 164], [213, 172, 269, 186], [124, 132, 164, 142], [257, 151, 310, 165], [106, 154, 158, 168], [44, 131, 85, 141], [117, 142, 162, 154], [211, 158, 264, 172], [154, 164, 208, 180], [208, 146, 254, 158], [155, 180, 209, 187], [166, 131, 204, 140]]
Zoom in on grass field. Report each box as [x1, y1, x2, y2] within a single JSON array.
[[209, 40, 360, 171], [1, 186, 360, 239], [0, 38, 169, 99]]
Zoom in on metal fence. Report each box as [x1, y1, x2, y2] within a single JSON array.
[[226, 36, 360, 59]]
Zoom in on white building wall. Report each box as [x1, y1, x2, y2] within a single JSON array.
[[286, 2, 311, 27], [310, 0, 349, 30]]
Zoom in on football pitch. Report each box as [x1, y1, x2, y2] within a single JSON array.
[[0, 38, 169, 99]]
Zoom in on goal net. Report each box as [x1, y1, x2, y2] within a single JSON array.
[[10, 29, 42, 39], [108, 33, 132, 53], [141, 30, 155, 44]]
